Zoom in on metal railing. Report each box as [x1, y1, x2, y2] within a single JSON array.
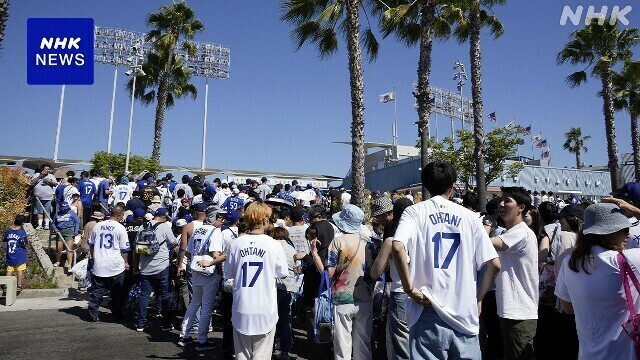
[[36, 197, 78, 289]]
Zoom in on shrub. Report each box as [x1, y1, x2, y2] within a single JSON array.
[[91, 151, 163, 178], [0, 166, 29, 232]]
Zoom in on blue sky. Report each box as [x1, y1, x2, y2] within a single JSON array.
[[0, 0, 638, 180]]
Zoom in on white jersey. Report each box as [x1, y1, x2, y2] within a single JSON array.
[[224, 234, 288, 335], [112, 184, 133, 205], [393, 196, 498, 335], [626, 217, 640, 249], [88, 220, 130, 277]]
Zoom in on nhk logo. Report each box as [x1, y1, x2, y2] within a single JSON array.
[[27, 18, 94, 85]]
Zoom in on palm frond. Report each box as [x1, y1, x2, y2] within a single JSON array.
[[291, 20, 322, 50], [565, 71, 588, 88], [362, 27, 379, 62]]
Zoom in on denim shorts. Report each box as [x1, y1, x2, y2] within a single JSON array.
[[410, 307, 481, 360], [33, 199, 52, 215]]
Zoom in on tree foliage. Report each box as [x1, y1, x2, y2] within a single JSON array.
[[91, 151, 162, 178], [0, 166, 29, 233], [419, 127, 524, 188]]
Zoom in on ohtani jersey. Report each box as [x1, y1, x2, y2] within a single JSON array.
[[112, 184, 133, 205], [88, 220, 130, 277], [225, 234, 288, 335], [393, 195, 498, 335], [626, 217, 640, 249]]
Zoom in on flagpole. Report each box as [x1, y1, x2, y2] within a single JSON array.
[[531, 132, 534, 161], [393, 87, 398, 161], [435, 112, 439, 141]]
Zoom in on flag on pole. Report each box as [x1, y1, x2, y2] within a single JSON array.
[[487, 112, 497, 121], [533, 133, 542, 142], [504, 121, 516, 130], [521, 125, 531, 136], [536, 139, 548, 148], [380, 91, 395, 103]]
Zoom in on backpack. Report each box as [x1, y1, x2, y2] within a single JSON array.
[[314, 269, 334, 343], [135, 222, 165, 255]]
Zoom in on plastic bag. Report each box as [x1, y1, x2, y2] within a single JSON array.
[[71, 259, 88, 280]]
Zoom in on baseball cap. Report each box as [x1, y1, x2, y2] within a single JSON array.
[[133, 208, 146, 219], [292, 180, 298, 186], [225, 209, 241, 223], [175, 218, 188, 227], [120, 176, 129, 185], [59, 202, 70, 211], [552, 204, 585, 220], [155, 208, 170, 219], [193, 202, 208, 213], [291, 206, 306, 222], [91, 211, 105, 220], [308, 205, 326, 219], [306, 183, 313, 189], [616, 182, 640, 201], [147, 178, 155, 184]]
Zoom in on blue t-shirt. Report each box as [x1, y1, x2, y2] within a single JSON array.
[[4, 228, 28, 266], [55, 184, 66, 205], [167, 180, 177, 194], [222, 196, 244, 211], [97, 180, 110, 203], [78, 179, 96, 207]]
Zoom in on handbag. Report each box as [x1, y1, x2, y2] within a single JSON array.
[[314, 269, 334, 343], [617, 252, 640, 359], [189, 229, 216, 276]]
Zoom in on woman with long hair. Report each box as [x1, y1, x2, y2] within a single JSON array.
[[555, 202, 640, 359], [370, 198, 413, 360]]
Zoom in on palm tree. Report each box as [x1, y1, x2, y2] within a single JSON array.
[[0, 0, 9, 51], [372, 0, 451, 197], [557, 21, 640, 190], [281, 0, 379, 209], [144, 0, 204, 162], [126, 52, 198, 126], [612, 60, 640, 181], [563, 127, 590, 169], [444, 0, 505, 211]]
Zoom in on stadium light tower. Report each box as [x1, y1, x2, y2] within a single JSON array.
[[453, 61, 468, 131]]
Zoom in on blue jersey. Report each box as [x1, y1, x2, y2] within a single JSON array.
[[97, 180, 111, 203], [4, 228, 28, 266], [222, 196, 244, 211], [78, 179, 96, 207], [167, 180, 177, 193]]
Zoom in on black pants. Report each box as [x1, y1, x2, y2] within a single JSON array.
[[480, 290, 504, 360], [88, 271, 125, 320], [221, 291, 235, 356]]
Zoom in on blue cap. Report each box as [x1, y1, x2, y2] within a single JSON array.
[[133, 207, 146, 219], [155, 208, 170, 218], [292, 180, 298, 185], [183, 214, 194, 223], [147, 178, 155, 184], [296, 185, 302, 191], [307, 183, 313, 189], [246, 178, 253, 185], [120, 176, 129, 185], [59, 202, 70, 211], [225, 209, 242, 223], [619, 182, 640, 201], [193, 202, 208, 213]]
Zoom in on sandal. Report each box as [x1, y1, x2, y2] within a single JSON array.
[[17, 285, 23, 291]]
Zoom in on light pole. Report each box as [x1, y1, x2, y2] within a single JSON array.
[[107, 67, 117, 153], [453, 61, 468, 131], [124, 41, 145, 173], [53, 84, 65, 163]]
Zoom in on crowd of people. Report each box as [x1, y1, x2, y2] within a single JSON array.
[[4, 160, 640, 360]]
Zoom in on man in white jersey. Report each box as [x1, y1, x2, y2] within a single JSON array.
[[392, 161, 500, 359], [224, 203, 288, 360], [87, 205, 130, 322], [111, 176, 134, 206], [614, 182, 640, 249]]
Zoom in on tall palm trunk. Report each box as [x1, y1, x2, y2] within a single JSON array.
[[630, 93, 640, 181], [469, 6, 486, 211], [601, 69, 621, 190], [151, 45, 176, 162], [416, 0, 435, 198], [345, 0, 366, 209], [576, 151, 581, 169], [0, 0, 8, 51]]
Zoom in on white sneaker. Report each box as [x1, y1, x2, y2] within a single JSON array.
[[53, 262, 60, 267]]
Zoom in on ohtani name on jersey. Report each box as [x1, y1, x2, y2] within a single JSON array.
[[429, 212, 461, 228], [239, 247, 266, 258]]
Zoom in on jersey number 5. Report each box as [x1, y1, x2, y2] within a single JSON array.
[[240, 261, 263, 287], [432, 232, 460, 269]]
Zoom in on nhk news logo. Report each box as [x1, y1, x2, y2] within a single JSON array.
[[27, 18, 94, 85]]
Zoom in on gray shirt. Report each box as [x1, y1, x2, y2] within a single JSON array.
[[138, 220, 176, 275], [31, 173, 57, 200], [258, 184, 271, 201]]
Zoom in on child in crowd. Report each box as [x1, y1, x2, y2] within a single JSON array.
[[4, 215, 29, 291]]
